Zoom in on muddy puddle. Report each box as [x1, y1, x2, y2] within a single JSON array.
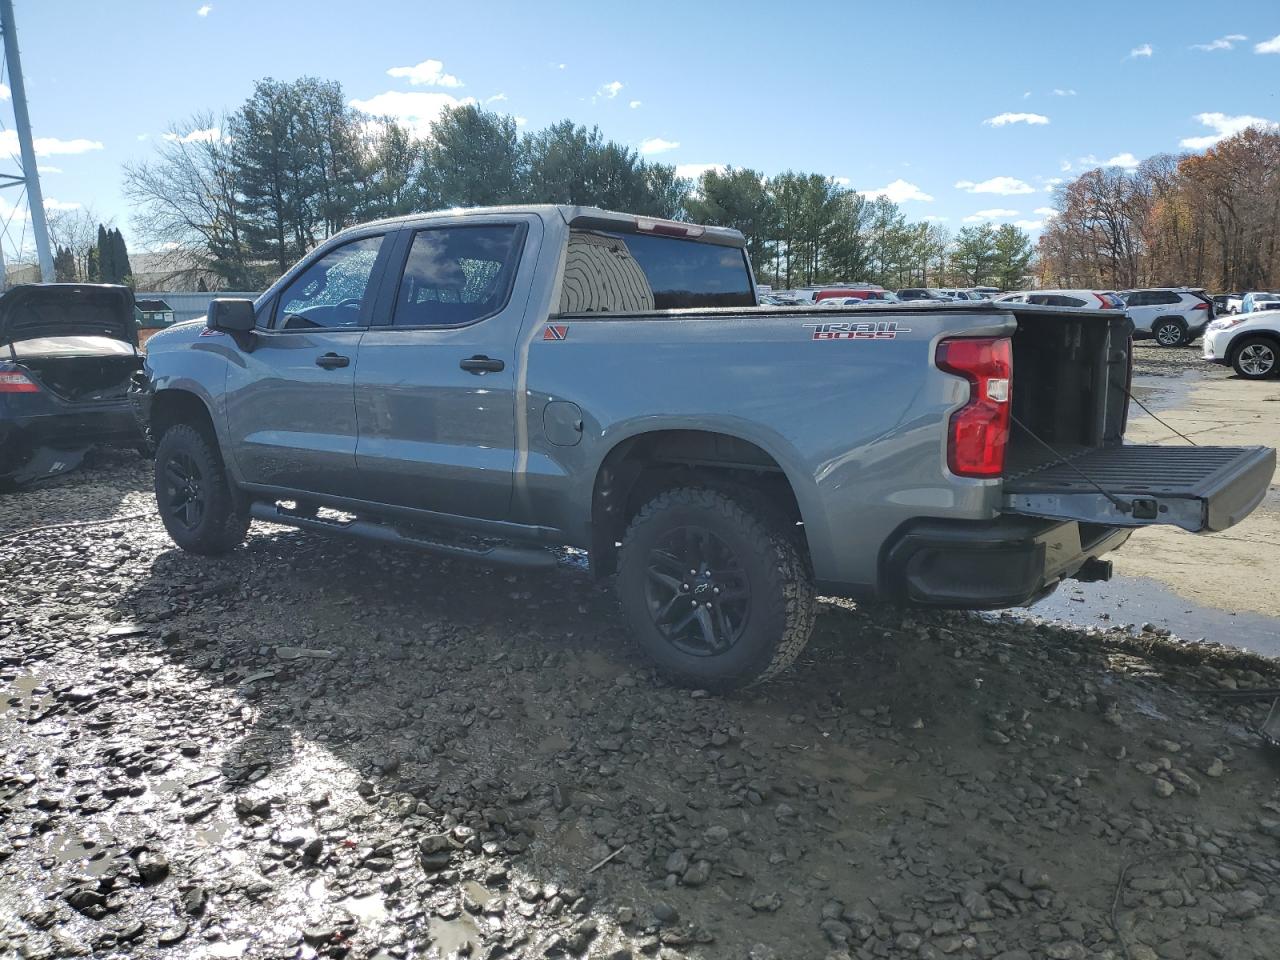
[[1008, 573, 1280, 658]]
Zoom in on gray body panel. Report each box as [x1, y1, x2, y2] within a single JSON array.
[[138, 205, 1274, 598]]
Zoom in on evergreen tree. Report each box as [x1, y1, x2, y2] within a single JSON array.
[[111, 229, 134, 286], [425, 105, 521, 208], [53, 245, 77, 282], [86, 245, 100, 282], [950, 224, 999, 286], [96, 224, 116, 283], [992, 223, 1034, 289]]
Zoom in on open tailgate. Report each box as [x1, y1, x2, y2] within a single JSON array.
[[1002, 444, 1275, 533]]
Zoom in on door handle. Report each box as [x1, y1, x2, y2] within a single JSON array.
[[315, 353, 350, 369], [459, 355, 505, 374]]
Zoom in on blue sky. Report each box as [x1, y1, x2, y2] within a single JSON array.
[[3, 0, 1279, 252]]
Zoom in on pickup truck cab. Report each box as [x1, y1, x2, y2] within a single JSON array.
[[136, 206, 1275, 689]]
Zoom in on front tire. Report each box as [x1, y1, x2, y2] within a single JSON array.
[[154, 423, 250, 554], [616, 487, 816, 690], [1153, 318, 1187, 347], [1232, 337, 1279, 380]]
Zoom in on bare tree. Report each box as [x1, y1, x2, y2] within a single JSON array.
[[46, 206, 100, 280], [122, 112, 252, 289]]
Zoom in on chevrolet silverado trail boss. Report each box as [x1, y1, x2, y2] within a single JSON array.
[[134, 206, 1275, 689]]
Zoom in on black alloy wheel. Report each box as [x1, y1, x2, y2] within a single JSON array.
[[645, 526, 751, 657], [161, 451, 206, 532]]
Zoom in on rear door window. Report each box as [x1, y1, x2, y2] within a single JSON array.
[[559, 229, 754, 313], [393, 224, 525, 327]]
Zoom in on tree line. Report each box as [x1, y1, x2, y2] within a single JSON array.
[[124, 75, 1035, 291], [52, 220, 132, 285], [1038, 125, 1280, 292]]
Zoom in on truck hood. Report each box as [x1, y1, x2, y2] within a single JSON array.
[[0, 283, 138, 349]]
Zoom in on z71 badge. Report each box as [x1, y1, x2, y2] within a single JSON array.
[[802, 321, 910, 341]]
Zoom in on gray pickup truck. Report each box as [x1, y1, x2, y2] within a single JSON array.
[[136, 205, 1275, 689]]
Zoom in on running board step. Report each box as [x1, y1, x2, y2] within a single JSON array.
[[248, 502, 557, 568]]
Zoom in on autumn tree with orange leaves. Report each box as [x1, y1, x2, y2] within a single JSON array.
[[1038, 126, 1280, 291]]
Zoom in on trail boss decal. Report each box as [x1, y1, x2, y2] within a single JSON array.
[[542, 324, 570, 341], [802, 321, 911, 341]]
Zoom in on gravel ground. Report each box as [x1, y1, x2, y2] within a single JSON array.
[[4, 450, 1280, 960]]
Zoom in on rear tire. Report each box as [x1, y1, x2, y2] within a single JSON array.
[[616, 486, 816, 691], [1153, 318, 1187, 347], [154, 423, 250, 554], [1231, 336, 1279, 380]]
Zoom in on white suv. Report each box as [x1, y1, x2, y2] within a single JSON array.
[[1203, 305, 1280, 379], [1121, 288, 1215, 347]]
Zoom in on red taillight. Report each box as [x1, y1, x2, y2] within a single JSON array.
[[0, 368, 40, 393], [1192, 301, 1208, 310], [935, 337, 1012, 478]]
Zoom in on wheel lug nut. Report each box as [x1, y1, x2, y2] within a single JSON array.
[[712, 587, 720, 594], [682, 583, 689, 591]]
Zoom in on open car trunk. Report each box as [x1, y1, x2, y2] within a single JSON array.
[[2, 284, 140, 402], [1000, 306, 1274, 533]]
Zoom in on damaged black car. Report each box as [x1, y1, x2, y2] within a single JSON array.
[[0, 283, 144, 487]]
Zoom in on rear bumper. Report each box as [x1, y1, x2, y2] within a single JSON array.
[[878, 516, 1132, 609], [1, 399, 140, 478]]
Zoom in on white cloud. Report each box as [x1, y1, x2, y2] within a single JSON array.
[[858, 178, 934, 203], [983, 112, 1050, 127], [43, 198, 81, 211], [1256, 34, 1280, 54], [592, 80, 623, 103], [162, 126, 222, 144], [1128, 43, 1153, 58], [675, 163, 726, 180], [639, 136, 679, 154], [557, 63, 566, 70], [0, 131, 103, 157], [629, 100, 642, 109], [964, 208, 1019, 222], [1051, 88, 1077, 96], [514, 116, 528, 127], [386, 59, 463, 88], [0, 83, 9, 100], [1104, 152, 1141, 169], [196, 4, 211, 15], [955, 176, 1036, 196], [1179, 112, 1275, 149], [1022, 90, 1031, 99], [349, 91, 474, 138], [1042, 177, 1064, 188], [922, 214, 949, 222], [1033, 207, 1057, 217], [485, 93, 507, 104], [1059, 159, 1072, 172], [832, 176, 850, 186], [37, 165, 62, 174], [1191, 34, 1246, 51], [1013, 219, 1044, 230]]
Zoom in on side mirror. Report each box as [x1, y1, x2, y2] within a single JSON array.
[[207, 298, 257, 333]]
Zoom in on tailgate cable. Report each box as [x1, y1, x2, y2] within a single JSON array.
[[1111, 379, 1199, 446], [1009, 414, 1134, 515]]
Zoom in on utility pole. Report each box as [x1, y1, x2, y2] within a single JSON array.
[[0, 0, 53, 282]]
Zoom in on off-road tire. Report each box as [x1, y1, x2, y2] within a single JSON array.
[[1231, 336, 1279, 380], [1153, 317, 1188, 348], [617, 486, 816, 691], [154, 423, 250, 555]]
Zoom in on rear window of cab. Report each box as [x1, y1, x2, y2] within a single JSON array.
[[559, 229, 755, 313]]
